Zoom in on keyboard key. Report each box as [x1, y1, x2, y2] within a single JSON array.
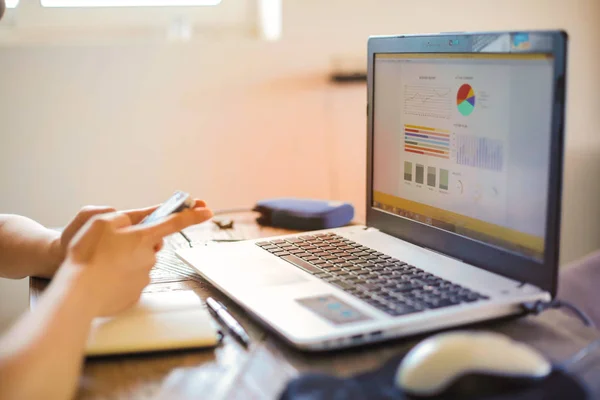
[[356, 263, 376, 269], [322, 255, 337, 261], [303, 256, 319, 261], [273, 251, 290, 256], [286, 238, 305, 243], [256, 241, 270, 246], [289, 249, 304, 254], [355, 252, 370, 257], [296, 253, 313, 258], [281, 255, 322, 274], [358, 282, 380, 291], [329, 280, 354, 291], [270, 239, 286, 244], [299, 235, 316, 240], [387, 304, 418, 316]]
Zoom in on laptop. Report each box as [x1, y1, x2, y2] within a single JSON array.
[[178, 31, 568, 351]]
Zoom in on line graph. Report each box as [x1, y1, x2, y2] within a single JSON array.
[[404, 85, 452, 119]]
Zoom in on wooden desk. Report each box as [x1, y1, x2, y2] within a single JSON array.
[[30, 212, 600, 399]]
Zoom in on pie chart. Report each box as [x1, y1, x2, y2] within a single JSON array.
[[457, 84, 476, 116]]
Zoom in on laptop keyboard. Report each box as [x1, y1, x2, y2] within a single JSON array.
[[256, 232, 489, 317]]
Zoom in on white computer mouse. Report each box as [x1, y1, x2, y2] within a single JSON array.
[[396, 331, 552, 397]]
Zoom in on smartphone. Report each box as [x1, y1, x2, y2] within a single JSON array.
[[140, 191, 194, 225]]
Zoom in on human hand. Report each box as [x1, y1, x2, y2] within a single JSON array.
[[60, 201, 212, 316], [50, 200, 206, 274]]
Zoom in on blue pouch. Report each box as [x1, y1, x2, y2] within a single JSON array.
[[253, 198, 354, 230]]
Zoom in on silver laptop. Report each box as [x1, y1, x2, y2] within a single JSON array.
[[178, 31, 568, 351]]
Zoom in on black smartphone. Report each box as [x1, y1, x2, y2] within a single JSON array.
[[140, 191, 194, 225]]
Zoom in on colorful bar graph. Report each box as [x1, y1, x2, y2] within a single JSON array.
[[404, 124, 450, 159]]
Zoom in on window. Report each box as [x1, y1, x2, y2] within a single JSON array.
[[6, 0, 19, 8], [41, 0, 221, 7]]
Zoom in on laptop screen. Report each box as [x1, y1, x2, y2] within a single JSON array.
[[372, 53, 555, 261]]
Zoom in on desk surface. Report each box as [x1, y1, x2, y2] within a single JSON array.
[[30, 212, 600, 399]]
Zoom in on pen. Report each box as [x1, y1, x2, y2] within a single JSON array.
[[206, 297, 251, 348]]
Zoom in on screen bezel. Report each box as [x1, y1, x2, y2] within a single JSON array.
[[366, 31, 567, 296]]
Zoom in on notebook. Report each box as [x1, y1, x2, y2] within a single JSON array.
[[85, 290, 220, 356]]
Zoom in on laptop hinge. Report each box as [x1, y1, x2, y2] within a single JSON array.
[[422, 246, 464, 263]]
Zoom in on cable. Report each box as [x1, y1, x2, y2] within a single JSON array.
[[561, 338, 600, 369], [520, 299, 595, 329]]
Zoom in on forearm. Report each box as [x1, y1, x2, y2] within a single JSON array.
[[0, 263, 98, 400], [0, 214, 62, 279]]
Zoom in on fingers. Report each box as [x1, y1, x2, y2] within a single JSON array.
[[122, 205, 160, 225], [122, 199, 207, 225], [63, 205, 117, 241], [192, 199, 207, 208], [128, 207, 213, 241]]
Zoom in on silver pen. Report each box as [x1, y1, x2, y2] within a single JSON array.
[[206, 297, 250, 348]]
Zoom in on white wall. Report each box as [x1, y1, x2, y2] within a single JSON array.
[[1, 0, 599, 330]]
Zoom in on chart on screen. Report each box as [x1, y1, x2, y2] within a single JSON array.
[[456, 84, 476, 116]]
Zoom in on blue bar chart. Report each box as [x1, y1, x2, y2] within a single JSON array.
[[456, 135, 504, 171]]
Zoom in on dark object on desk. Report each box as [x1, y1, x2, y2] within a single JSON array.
[[206, 297, 250, 348], [253, 198, 354, 230], [279, 356, 589, 400], [213, 218, 235, 230]]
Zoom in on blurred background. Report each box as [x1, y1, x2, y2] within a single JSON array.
[[1, 0, 599, 332]]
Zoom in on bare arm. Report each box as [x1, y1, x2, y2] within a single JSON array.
[[0, 264, 98, 400], [0, 201, 212, 400], [0, 214, 62, 279], [0, 207, 115, 279]]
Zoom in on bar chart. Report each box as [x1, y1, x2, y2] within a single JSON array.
[[427, 166, 436, 187], [415, 164, 424, 184], [404, 124, 450, 159], [440, 169, 449, 190], [456, 135, 504, 171], [404, 161, 413, 181]]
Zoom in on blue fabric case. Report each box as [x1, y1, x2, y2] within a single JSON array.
[[253, 198, 354, 230]]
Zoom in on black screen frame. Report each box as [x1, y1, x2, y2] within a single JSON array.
[[366, 31, 567, 296]]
